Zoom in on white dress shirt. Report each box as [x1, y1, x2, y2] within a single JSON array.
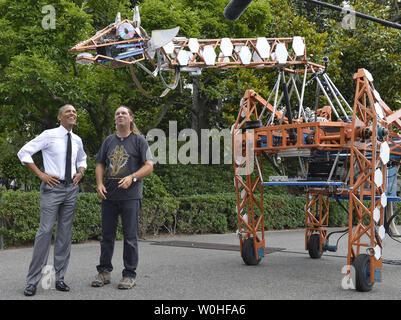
[[17, 125, 87, 180]]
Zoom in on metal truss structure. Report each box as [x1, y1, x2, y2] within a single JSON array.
[[232, 67, 401, 291]]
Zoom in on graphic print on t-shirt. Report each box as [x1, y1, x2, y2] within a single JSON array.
[[108, 145, 130, 176]]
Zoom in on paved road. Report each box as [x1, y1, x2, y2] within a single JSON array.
[[1, 228, 401, 301]]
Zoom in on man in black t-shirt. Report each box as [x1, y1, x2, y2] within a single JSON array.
[[92, 106, 153, 290]]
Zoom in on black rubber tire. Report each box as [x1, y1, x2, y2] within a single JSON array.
[[241, 237, 262, 266], [308, 234, 323, 259], [352, 254, 374, 292]]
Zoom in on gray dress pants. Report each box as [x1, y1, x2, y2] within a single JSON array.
[[26, 182, 79, 286]]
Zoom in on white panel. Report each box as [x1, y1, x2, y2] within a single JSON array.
[[373, 207, 380, 223], [239, 46, 252, 65], [252, 50, 263, 63], [275, 43, 288, 64], [220, 38, 233, 56], [374, 168, 383, 187], [363, 69, 374, 82], [203, 45, 216, 65], [177, 50, 190, 66], [374, 245, 381, 260], [292, 36, 305, 56], [373, 89, 382, 102], [380, 141, 390, 165], [163, 41, 175, 54], [381, 193, 387, 208], [374, 102, 384, 119], [256, 37, 270, 59], [241, 107, 247, 118], [188, 38, 200, 53]]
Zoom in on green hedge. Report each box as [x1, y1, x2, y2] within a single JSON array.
[[0, 190, 180, 248], [0, 189, 362, 249], [154, 163, 285, 197]]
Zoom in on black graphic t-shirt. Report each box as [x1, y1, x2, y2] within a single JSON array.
[[96, 133, 152, 200]]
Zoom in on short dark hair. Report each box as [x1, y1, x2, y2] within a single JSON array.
[[58, 104, 74, 115]]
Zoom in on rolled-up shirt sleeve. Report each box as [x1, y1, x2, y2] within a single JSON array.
[[17, 131, 48, 165], [76, 138, 87, 169]]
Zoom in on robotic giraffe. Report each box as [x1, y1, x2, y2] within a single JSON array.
[[70, 5, 401, 291]]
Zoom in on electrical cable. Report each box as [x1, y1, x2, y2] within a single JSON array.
[[323, 198, 350, 248], [384, 205, 401, 240]]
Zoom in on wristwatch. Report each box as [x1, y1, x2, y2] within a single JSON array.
[[132, 175, 137, 183], [78, 168, 85, 177]]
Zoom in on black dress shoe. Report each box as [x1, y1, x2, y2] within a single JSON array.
[[55, 281, 70, 292], [24, 284, 37, 296]]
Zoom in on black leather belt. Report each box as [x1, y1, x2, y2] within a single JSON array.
[[58, 180, 73, 185]]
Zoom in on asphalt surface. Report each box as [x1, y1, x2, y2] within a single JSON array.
[[1, 228, 401, 301]]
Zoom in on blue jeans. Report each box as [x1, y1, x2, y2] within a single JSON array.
[[97, 199, 141, 279]]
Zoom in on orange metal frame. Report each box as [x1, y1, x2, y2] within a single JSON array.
[[70, 20, 401, 289], [232, 67, 401, 288]]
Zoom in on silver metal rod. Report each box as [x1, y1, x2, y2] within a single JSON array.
[[328, 151, 341, 181], [311, 68, 340, 119], [255, 155, 264, 183], [259, 76, 280, 120], [323, 73, 348, 118], [325, 75, 353, 114], [276, 75, 293, 110], [302, 0, 401, 30], [299, 65, 308, 122], [298, 156, 307, 178], [290, 74, 304, 119], [268, 72, 282, 125]]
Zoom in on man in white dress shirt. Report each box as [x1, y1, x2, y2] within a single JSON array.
[[17, 104, 87, 296]]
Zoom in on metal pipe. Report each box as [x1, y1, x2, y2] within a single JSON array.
[[260, 76, 280, 120], [290, 74, 304, 119], [301, 0, 401, 30], [268, 72, 282, 125], [276, 76, 294, 109], [322, 73, 348, 118], [325, 75, 354, 115], [311, 68, 340, 119], [328, 151, 341, 181], [282, 70, 294, 124], [299, 65, 308, 121]]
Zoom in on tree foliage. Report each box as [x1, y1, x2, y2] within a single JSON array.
[[0, 0, 400, 189]]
